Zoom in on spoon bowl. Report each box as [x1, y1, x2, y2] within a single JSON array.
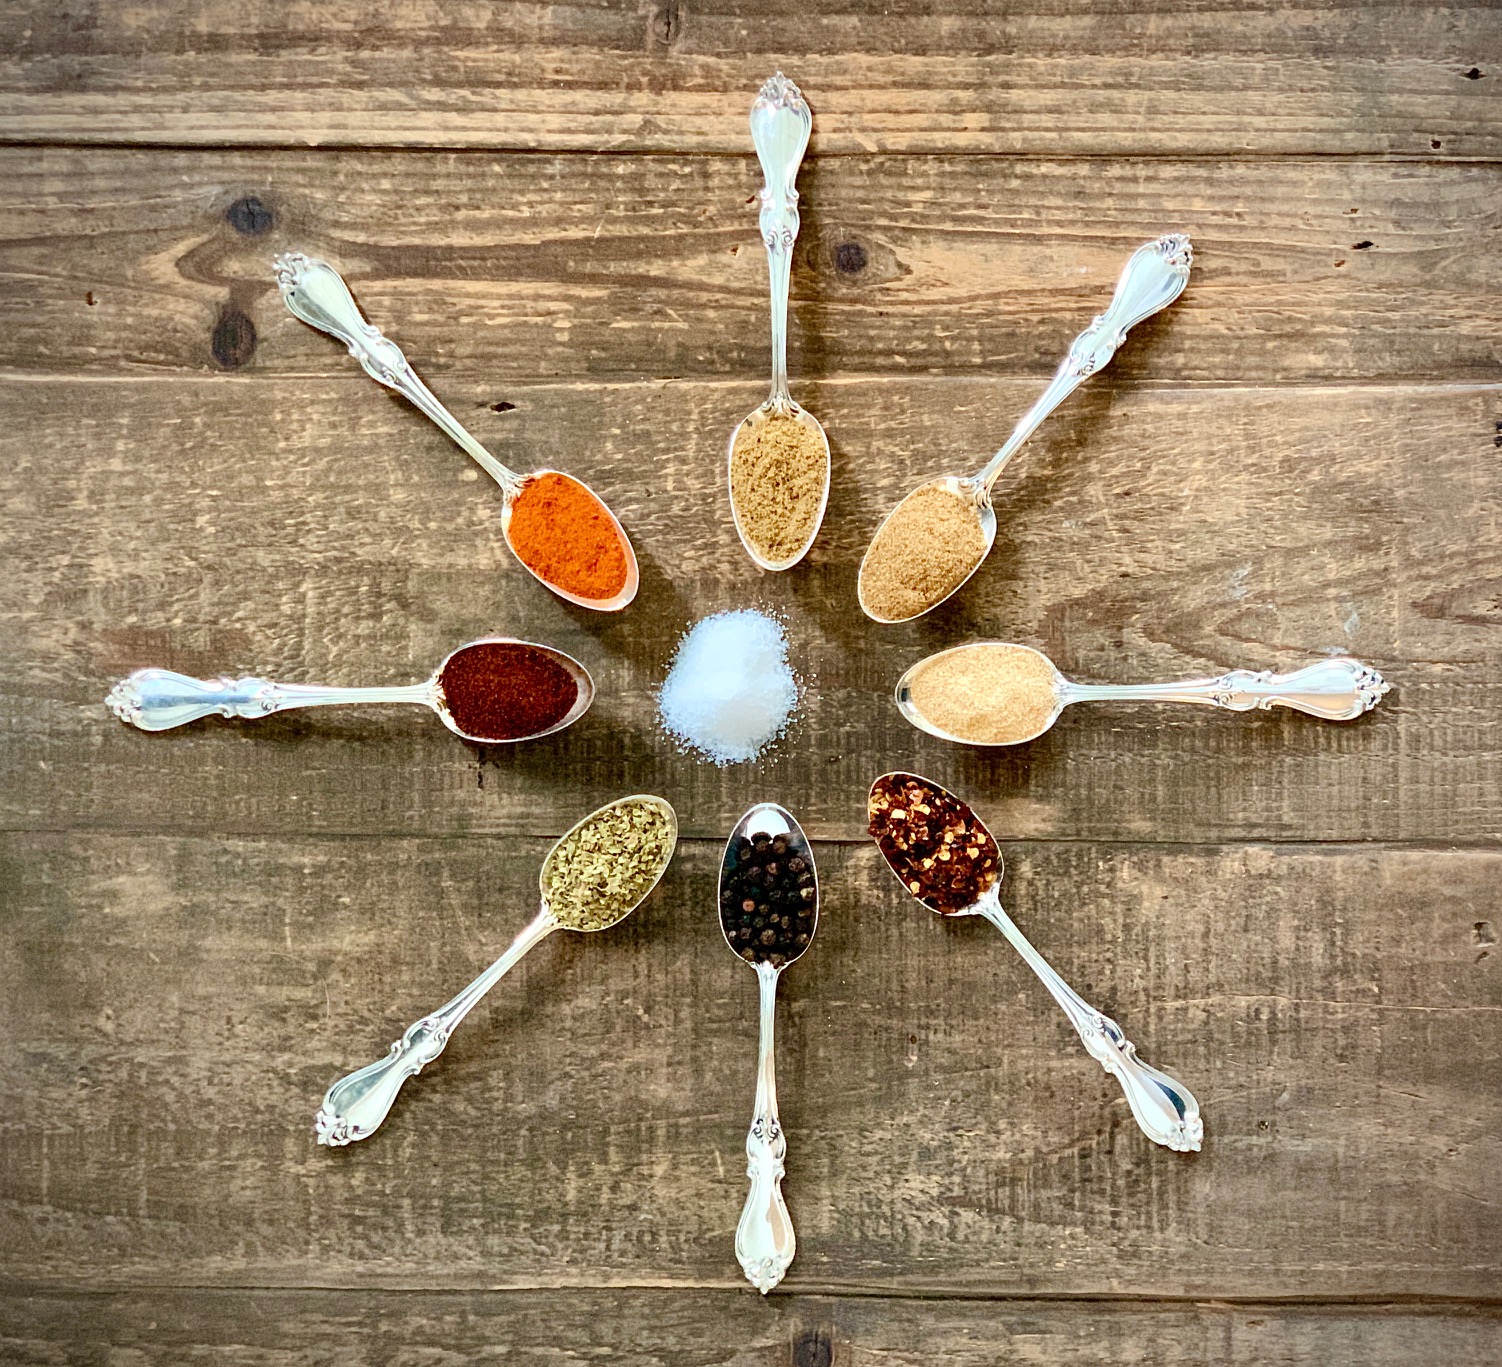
[[432, 636, 596, 744], [894, 641, 1063, 745], [498, 468, 640, 612], [856, 475, 997, 624], [726, 404, 832, 572], [543, 793, 679, 933], [719, 801, 820, 966]]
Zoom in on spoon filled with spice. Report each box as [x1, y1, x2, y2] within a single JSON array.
[[857, 234, 1193, 623], [867, 772, 1202, 1153], [274, 253, 638, 610], [106, 638, 593, 744], [726, 73, 831, 572], [316, 794, 677, 1145], [718, 802, 819, 1292], [896, 643, 1391, 746]]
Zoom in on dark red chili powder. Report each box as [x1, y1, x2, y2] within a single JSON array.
[[437, 642, 579, 741]]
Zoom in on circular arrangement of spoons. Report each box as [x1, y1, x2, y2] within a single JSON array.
[[91, 70, 1403, 1299]]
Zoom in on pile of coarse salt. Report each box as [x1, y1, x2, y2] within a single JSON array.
[[657, 609, 800, 765]]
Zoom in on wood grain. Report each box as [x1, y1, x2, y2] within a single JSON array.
[[1, 375, 1496, 844], [0, 1, 1496, 156], [2, 1288, 1499, 1366], [2, 149, 1498, 383], [2, 831, 1497, 1295]]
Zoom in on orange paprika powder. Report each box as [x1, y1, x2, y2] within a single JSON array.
[[506, 471, 629, 601]]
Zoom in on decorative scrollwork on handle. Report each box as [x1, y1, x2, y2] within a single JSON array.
[[106, 669, 286, 732], [1209, 658, 1390, 720], [274, 252, 418, 392], [315, 1015, 452, 1148], [1071, 1007, 1204, 1154]]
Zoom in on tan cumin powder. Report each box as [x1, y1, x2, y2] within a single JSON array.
[[859, 481, 987, 620], [729, 413, 827, 563], [908, 643, 1060, 744]]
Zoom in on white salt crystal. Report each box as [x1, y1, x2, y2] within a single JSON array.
[[657, 609, 799, 765]]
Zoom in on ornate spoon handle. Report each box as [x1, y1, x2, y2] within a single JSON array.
[[105, 668, 432, 732], [974, 234, 1193, 495], [749, 72, 811, 410], [272, 252, 521, 494], [1062, 657, 1390, 721], [316, 909, 557, 1146], [976, 899, 1202, 1153], [735, 962, 796, 1292]]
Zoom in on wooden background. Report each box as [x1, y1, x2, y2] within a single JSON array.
[[2, 2, 1499, 1362]]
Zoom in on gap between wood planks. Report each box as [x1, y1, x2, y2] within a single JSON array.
[[0, 138, 1498, 165]]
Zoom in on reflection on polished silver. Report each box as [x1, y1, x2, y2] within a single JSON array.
[[870, 772, 1202, 1153], [725, 73, 831, 572], [105, 637, 595, 744], [317, 795, 678, 1145], [274, 252, 640, 611], [858, 235, 1192, 622], [720, 801, 817, 1292], [895, 643, 1389, 746]]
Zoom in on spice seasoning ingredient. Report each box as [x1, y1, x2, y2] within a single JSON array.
[[507, 471, 629, 602], [542, 796, 677, 932], [719, 829, 818, 968], [867, 773, 1000, 915], [657, 610, 800, 765], [437, 641, 580, 741], [907, 643, 1060, 744], [859, 481, 988, 621], [729, 412, 827, 563]]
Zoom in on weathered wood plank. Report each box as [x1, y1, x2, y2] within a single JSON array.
[[0, 2, 1496, 156], [1, 832, 1497, 1294], [1, 376, 1497, 844], [3, 149, 1498, 383], [2, 1288, 1500, 1366]]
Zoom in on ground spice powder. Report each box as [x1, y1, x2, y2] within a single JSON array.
[[507, 472, 628, 601], [543, 798, 676, 931], [437, 642, 578, 741], [908, 643, 1060, 744], [868, 773, 1000, 914], [729, 412, 827, 563], [859, 481, 987, 621]]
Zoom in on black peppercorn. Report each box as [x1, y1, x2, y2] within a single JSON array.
[[719, 823, 819, 965]]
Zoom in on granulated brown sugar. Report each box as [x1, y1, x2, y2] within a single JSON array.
[[859, 481, 987, 620], [908, 643, 1059, 744], [729, 412, 827, 563]]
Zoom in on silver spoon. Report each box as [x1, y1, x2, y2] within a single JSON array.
[[719, 801, 819, 1292], [726, 73, 831, 572], [105, 637, 594, 743], [274, 252, 639, 611], [316, 794, 678, 1146], [868, 772, 1202, 1153], [857, 234, 1193, 623], [896, 642, 1391, 746]]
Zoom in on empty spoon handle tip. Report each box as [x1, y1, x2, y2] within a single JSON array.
[[735, 962, 796, 1292]]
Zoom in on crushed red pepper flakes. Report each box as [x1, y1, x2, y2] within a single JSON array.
[[867, 773, 1000, 915]]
